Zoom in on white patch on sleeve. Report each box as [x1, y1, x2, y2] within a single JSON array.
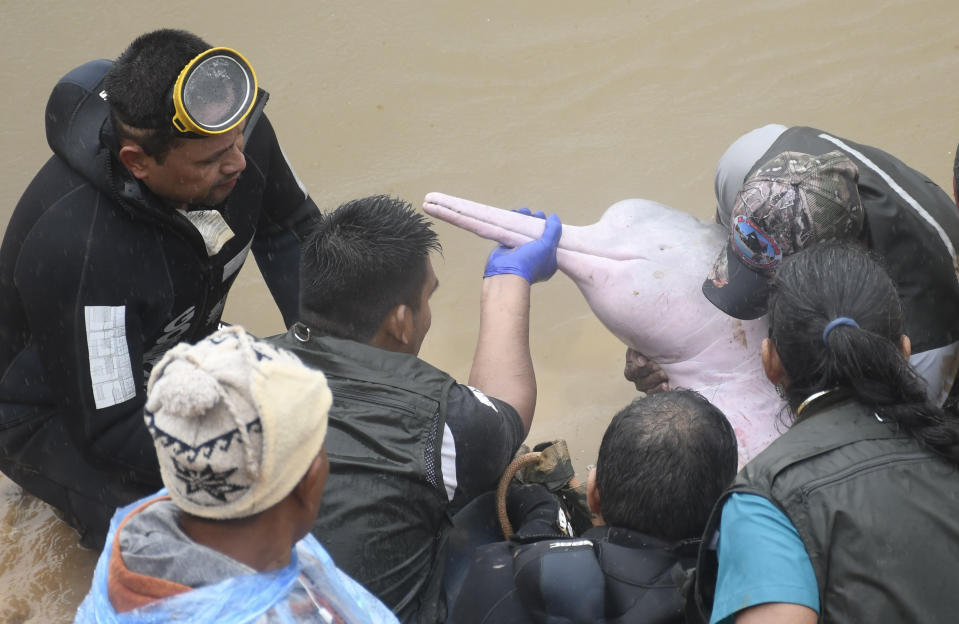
[[85, 306, 136, 409], [222, 238, 253, 282], [441, 423, 458, 501], [550, 539, 592, 549], [466, 385, 498, 412], [279, 143, 309, 201]]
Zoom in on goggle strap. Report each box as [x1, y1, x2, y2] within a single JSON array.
[[243, 89, 270, 144]]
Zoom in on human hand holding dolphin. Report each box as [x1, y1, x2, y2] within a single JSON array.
[[624, 348, 669, 394], [470, 208, 562, 437], [484, 208, 562, 283]]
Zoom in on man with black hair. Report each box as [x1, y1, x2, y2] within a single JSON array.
[[270, 194, 562, 623], [0, 29, 318, 548], [447, 390, 739, 624]]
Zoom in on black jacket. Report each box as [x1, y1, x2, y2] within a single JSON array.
[[0, 60, 318, 493], [691, 398, 959, 623], [271, 328, 455, 624]]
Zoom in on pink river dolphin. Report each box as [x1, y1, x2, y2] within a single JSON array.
[[423, 192, 786, 465]]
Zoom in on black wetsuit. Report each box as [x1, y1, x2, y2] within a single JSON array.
[[448, 484, 696, 624], [0, 60, 319, 546]]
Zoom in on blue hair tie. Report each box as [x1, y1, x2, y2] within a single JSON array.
[[822, 316, 859, 344]]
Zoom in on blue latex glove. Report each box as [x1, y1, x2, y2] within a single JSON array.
[[483, 208, 562, 283]]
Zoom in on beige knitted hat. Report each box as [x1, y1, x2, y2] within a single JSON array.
[[144, 326, 332, 520]]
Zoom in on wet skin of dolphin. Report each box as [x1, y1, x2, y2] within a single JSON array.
[[423, 192, 786, 465]]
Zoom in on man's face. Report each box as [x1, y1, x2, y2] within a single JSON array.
[[139, 124, 247, 209], [408, 258, 438, 356]]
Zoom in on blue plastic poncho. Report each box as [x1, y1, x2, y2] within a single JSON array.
[[74, 492, 399, 623]]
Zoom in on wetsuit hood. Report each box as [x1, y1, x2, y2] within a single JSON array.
[[44, 59, 188, 232], [45, 59, 116, 193]]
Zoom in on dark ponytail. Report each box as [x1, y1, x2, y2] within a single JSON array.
[[767, 243, 959, 465]]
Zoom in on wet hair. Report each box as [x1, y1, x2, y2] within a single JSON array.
[[299, 195, 441, 342], [767, 243, 959, 464], [104, 29, 210, 161], [595, 390, 738, 542]]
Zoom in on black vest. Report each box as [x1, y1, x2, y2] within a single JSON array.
[[450, 525, 697, 623], [756, 127, 959, 352], [691, 399, 959, 623], [270, 329, 454, 623]]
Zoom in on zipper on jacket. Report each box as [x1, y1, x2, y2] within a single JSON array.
[[799, 450, 931, 500], [329, 388, 421, 417]]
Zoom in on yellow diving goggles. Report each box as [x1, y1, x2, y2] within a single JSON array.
[[171, 47, 260, 136]]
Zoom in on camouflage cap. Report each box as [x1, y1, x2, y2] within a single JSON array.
[[702, 150, 864, 320]]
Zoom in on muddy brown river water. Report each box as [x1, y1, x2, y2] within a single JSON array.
[[1, 1, 958, 620]]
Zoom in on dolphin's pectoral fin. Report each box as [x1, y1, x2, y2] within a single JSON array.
[[423, 195, 538, 250], [424, 192, 547, 248], [425, 191, 624, 259]]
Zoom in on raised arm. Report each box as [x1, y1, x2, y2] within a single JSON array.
[[468, 211, 561, 435]]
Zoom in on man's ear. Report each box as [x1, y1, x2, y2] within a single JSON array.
[[762, 338, 788, 387], [385, 303, 413, 347], [368, 304, 413, 352], [292, 453, 328, 514], [117, 143, 151, 180], [900, 334, 912, 359]]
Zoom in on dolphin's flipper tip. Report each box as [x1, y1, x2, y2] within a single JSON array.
[[423, 191, 446, 206], [420, 192, 543, 250], [423, 191, 465, 218]]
